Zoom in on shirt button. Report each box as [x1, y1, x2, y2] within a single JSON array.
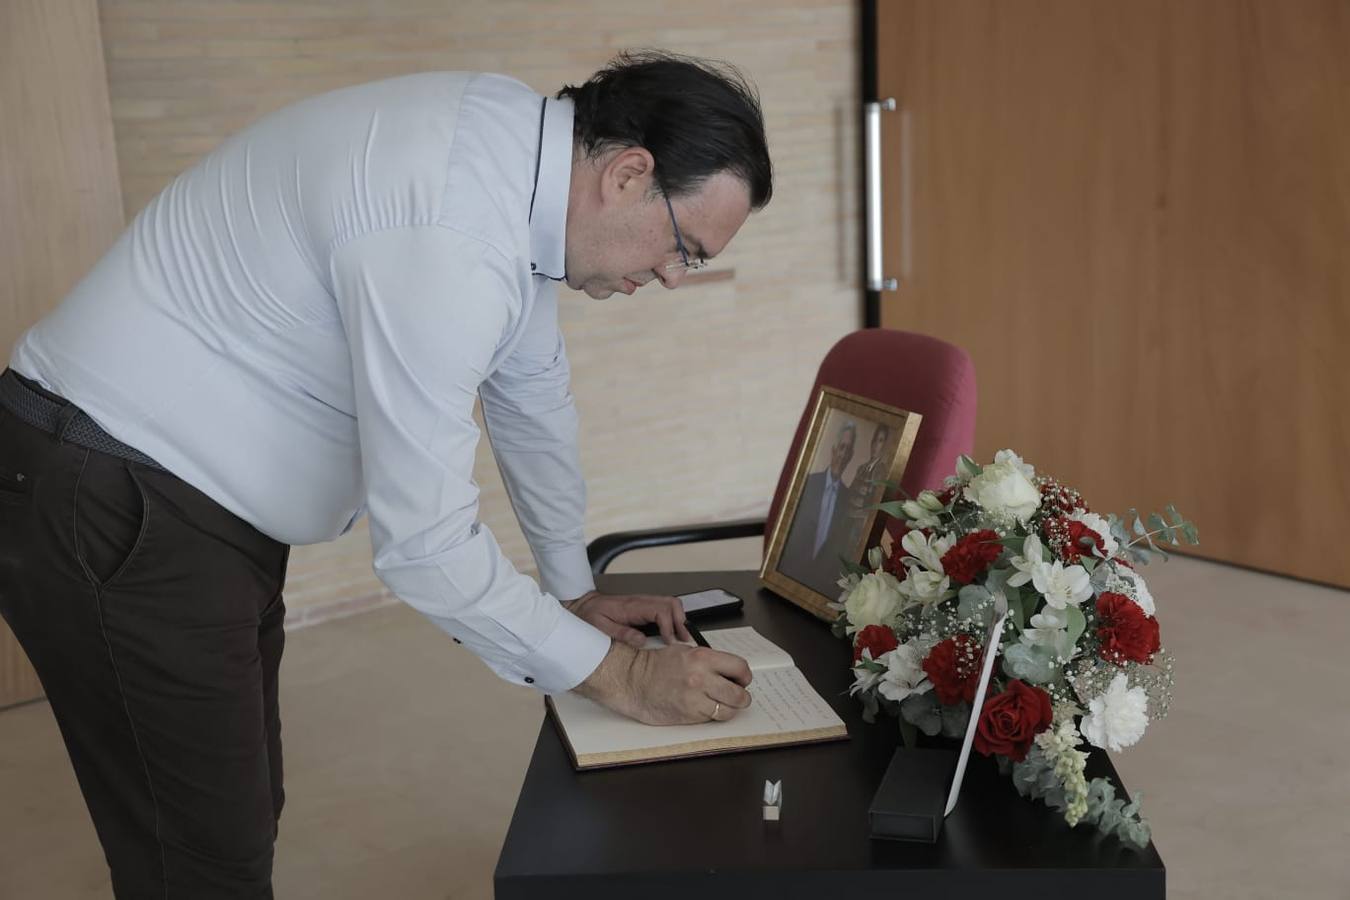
[[524, 676, 535, 685], [452, 638, 462, 644]]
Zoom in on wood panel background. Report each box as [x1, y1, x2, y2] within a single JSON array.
[[0, 1, 126, 706], [877, 0, 1350, 588], [94, 0, 863, 622]]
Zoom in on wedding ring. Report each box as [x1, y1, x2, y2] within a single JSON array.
[[710, 701, 722, 722]]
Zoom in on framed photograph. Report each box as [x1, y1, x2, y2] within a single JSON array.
[[760, 387, 922, 622]]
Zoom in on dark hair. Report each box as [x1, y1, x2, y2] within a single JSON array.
[[557, 50, 773, 209]]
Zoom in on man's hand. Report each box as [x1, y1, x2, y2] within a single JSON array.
[[565, 590, 693, 647], [572, 640, 754, 726]]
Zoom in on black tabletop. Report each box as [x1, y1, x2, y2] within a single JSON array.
[[494, 571, 1164, 900]]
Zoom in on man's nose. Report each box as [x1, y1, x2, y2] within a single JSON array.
[[656, 266, 686, 289]]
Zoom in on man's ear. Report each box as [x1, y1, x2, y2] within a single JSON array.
[[600, 146, 656, 206]]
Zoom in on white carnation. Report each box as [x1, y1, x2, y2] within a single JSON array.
[[843, 572, 904, 631], [1066, 509, 1120, 559], [1081, 673, 1149, 752], [1113, 566, 1156, 616], [963, 450, 1041, 523]]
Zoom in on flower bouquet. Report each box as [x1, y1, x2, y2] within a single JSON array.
[[833, 450, 1197, 847]]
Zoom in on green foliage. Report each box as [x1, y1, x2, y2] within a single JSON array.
[[957, 584, 996, 630], [1003, 641, 1059, 684], [1082, 779, 1152, 849], [870, 500, 910, 517], [1063, 605, 1087, 648], [900, 691, 942, 736], [839, 557, 871, 577], [940, 701, 971, 739], [956, 455, 983, 479], [1012, 748, 1152, 849], [1123, 505, 1200, 563]]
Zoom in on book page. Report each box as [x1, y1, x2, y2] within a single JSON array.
[[701, 627, 795, 671], [548, 663, 844, 761]]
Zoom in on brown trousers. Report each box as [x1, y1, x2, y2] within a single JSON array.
[[1, 393, 289, 899]]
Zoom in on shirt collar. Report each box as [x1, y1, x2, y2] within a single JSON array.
[[529, 96, 573, 282]]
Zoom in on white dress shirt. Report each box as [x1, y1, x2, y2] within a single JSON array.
[[10, 72, 611, 693]]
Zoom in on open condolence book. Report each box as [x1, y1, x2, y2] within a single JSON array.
[[546, 627, 848, 770]]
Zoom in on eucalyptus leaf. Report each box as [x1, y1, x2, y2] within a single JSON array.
[[1003, 641, 1059, 684], [1004, 586, 1026, 632], [940, 702, 971, 739], [900, 691, 942, 736], [957, 584, 995, 629], [1063, 605, 1087, 648], [1147, 513, 1169, 541]]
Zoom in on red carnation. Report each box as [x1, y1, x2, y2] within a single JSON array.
[[882, 523, 930, 578], [923, 635, 984, 705], [1043, 516, 1105, 564], [939, 529, 1003, 584], [1038, 478, 1086, 517], [853, 624, 900, 662], [973, 679, 1054, 762], [1095, 592, 1161, 665]]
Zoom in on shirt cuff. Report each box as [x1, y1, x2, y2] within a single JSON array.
[[534, 543, 597, 604], [520, 607, 612, 694]]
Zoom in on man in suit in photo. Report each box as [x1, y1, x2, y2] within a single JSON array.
[[780, 419, 858, 597]]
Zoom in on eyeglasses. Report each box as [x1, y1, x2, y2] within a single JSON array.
[[662, 191, 708, 272]]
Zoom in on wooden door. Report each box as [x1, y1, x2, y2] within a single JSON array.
[[874, 0, 1350, 588], [0, 1, 125, 708]]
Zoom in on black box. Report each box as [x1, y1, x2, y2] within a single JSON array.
[[868, 747, 958, 842]]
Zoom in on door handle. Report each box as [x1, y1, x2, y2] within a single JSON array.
[[865, 98, 899, 292]]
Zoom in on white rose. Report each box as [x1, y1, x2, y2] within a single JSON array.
[[963, 450, 1041, 523], [876, 642, 932, 703], [843, 572, 904, 630], [1081, 673, 1149, 752]]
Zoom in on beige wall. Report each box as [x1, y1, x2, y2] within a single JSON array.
[[98, 0, 862, 620]]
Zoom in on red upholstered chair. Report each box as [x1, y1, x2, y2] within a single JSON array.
[[587, 329, 978, 575]]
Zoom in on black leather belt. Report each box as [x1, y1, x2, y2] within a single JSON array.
[[0, 369, 166, 471]]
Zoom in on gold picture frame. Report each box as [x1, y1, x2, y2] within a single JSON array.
[[760, 387, 922, 622]]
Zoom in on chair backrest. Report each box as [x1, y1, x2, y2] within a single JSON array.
[[765, 329, 977, 549]]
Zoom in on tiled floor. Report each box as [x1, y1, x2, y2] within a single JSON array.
[[2, 546, 1347, 899]]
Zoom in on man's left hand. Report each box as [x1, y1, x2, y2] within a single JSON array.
[[565, 591, 693, 647]]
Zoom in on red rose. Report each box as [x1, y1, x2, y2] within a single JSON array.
[[939, 529, 1003, 584], [923, 635, 984, 705], [853, 624, 900, 662], [1095, 592, 1161, 665], [973, 679, 1053, 762]]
